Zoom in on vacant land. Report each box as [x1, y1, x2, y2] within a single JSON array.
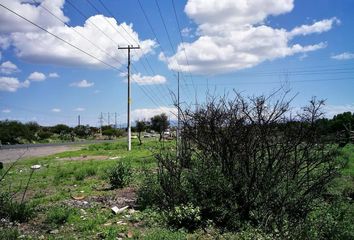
[[0, 140, 182, 239], [0, 140, 353, 239]]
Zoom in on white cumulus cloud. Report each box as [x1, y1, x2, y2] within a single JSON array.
[[162, 0, 338, 75], [131, 107, 177, 121], [70, 79, 94, 88], [48, 72, 59, 78], [74, 107, 85, 112], [331, 52, 354, 60], [288, 18, 340, 38], [181, 27, 194, 38], [27, 71, 46, 81], [51, 108, 61, 112], [0, 0, 68, 34], [0, 76, 29, 92], [0, 61, 19, 74], [0, 0, 155, 69], [131, 73, 167, 85]]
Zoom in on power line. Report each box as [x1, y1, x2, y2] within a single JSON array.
[[31, 0, 124, 67], [171, 0, 197, 93], [0, 2, 122, 72], [186, 77, 354, 86], [137, 0, 192, 103], [97, 0, 138, 45], [86, 0, 132, 45], [66, 0, 121, 46], [0, 2, 170, 112], [65, 0, 170, 109], [153, 0, 192, 97], [86, 0, 173, 107]]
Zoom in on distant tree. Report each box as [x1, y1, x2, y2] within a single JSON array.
[[90, 126, 99, 135], [151, 113, 169, 141], [0, 120, 30, 144], [331, 112, 354, 132], [24, 121, 41, 141], [74, 125, 91, 138], [136, 120, 148, 145], [37, 130, 53, 140], [51, 124, 71, 135], [102, 128, 115, 140], [25, 121, 40, 132], [102, 125, 123, 139]]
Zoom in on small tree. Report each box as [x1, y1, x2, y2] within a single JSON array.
[[136, 120, 148, 145], [151, 113, 169, 141], [102, 128, 115, 140]]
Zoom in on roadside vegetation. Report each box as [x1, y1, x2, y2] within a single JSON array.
[[0, 113, 171, 145], [0, 122, 124, 145], [0, 92, 353, 239]]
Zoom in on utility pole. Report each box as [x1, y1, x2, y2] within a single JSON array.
[[176, 72, 180, 155], [118, 45, 140, 151], [78, 115, 80, 126], [100, 112, 103, 135], [108, 112, 110, 126], [115, 112, 117, 128]]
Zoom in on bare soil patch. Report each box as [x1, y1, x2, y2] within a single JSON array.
[[56, 155, 109, 161], [0, 146, 81, 163]]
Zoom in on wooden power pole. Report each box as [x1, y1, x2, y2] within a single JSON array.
[[118, 45, 140, 151]]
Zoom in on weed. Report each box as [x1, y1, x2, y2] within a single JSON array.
[[107, 162, 132, 189], [0, 192, 34, 223], [74, 169, 86, 181], [166, 204, 201, 231], [0, 228, 20, 240], [46, 206, 76, 226], [137, 173, 163, 209], [7, 201, 35, 223], [53, 167, 74, 184], [142, 228, 186, 240]]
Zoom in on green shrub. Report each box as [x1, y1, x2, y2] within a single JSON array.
[[108, 162, 132, 189], [293, 199, 354, 240], [137, 173, 163, 209], [166, 203, 201, 231]]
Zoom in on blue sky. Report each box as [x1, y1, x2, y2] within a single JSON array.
[[0, 0, 353, 126]]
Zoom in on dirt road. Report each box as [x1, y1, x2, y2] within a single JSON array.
[[0, 145, 82, 163]]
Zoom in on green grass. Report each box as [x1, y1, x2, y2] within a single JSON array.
[[0, 139, 177, 239], [0, 141, 353, 239]]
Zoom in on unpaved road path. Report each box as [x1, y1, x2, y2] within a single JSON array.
[[0, 145, 82, 163]]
